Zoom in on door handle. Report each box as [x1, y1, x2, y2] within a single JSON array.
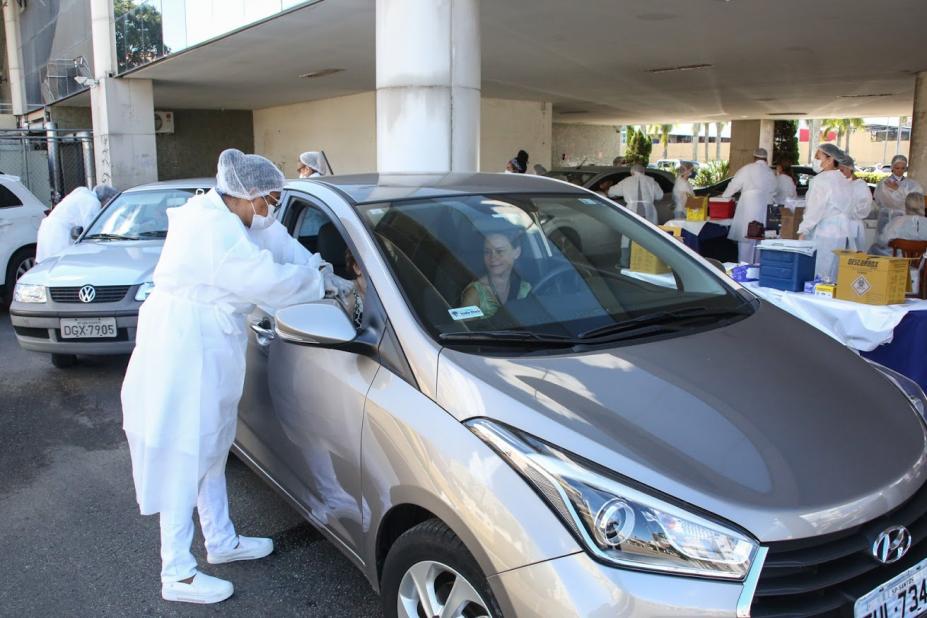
[[250, 318, 276, 346]]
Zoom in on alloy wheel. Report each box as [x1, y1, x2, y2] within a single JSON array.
[[397, 560, 492, 618], [15, 256, 34, 280]]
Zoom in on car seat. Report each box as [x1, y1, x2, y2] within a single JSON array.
[[317, 222, 350, 279]]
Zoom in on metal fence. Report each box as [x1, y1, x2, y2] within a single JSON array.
[[0, 124, 94, 206]]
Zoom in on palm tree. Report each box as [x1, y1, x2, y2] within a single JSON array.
[[647, 124, 674, 160], [896, 116, 908, 156], [820, 118, 865, 154]]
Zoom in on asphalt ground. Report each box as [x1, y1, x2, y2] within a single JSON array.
[[0, 309, 382, 616]]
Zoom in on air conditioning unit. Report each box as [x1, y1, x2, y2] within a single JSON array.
[[154, 111, 174, 134]]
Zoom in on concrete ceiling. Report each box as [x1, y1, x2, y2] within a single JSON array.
[[126, 0, 927, 124]]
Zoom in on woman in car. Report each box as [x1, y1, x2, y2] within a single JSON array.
[[461, 226, 531, 318], [333, 248, 366, 327]]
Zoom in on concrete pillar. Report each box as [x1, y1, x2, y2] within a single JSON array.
[[728, 119, 774, 173], [89, 0, 157, 188], [376, 0, 480, 174], [908, 72, 927, 187], [2, 0, 28, 116]]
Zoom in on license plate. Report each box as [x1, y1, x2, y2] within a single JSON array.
[[59, 317, 117, 339], [855, 557, 927, 618]]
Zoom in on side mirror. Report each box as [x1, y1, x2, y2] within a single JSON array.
[[70, 226, 83, 241], [275, 300, 356, 346]]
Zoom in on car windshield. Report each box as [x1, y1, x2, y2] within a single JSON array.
[[360, 193, 751, 348], [83, 189, 198, 240], [546, 171, 599, 187]]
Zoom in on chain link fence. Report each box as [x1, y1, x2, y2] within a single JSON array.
[[0, 126, 94, 206]]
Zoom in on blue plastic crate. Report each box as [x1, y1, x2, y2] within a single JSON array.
[[758, 247, 816, 292]]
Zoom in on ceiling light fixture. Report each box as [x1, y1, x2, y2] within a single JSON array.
[[299, 68, 345, 79], [768, 112, 806, 116], [558, 110, 588, 115], [646, 63, 712, 74]]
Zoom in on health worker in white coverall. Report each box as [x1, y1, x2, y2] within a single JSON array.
[[35, 184, 118, 262], [121, 149, 344, 605]]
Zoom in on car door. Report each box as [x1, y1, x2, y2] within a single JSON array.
[[236, 191, 383, 557], [0, 179, 41, 286]]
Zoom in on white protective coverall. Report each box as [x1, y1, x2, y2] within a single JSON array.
[[608, 172, 663, 224], [847, 178, 874, 251], [121, 189, 326, 581], [723, 160, 777, 263], [672, 176, 694, 220], [798, 170, 852, 280], [773, 174, 798, 205], [874, 214, 927, 255], [875, 175, 924, 232], [35, 187, 100, 262]]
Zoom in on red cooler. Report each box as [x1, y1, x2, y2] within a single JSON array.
[[709, 198, 736, 219]]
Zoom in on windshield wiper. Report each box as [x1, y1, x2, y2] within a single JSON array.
[[577, 305, 751, 340], [83, 233, 140, 241], [135, 230, 167, 238], [438, 330, 577, 347]]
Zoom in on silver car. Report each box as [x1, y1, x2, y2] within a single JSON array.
[[9, 179, 213, 367], [545, 166, 677, 223], [236, 173, 927, 618]]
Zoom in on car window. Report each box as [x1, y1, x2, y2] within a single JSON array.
[[0, 183, 23, 208], [546, 171, 598, 187], [83, 189, 197, 239], [360, 193, 748, 345]]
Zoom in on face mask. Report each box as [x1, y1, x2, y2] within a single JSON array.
[[893, 174, 905, 183], [811, 159, 823, 173], [249, 198, 276, 230]]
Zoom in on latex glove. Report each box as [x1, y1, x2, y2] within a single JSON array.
[[323, 272, 354, 298], [318, 261, 334, 276]]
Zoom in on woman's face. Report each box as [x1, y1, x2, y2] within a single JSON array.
[[815, 151, 837, 171], [892, 160, 908, 178], [484, 234, 520, 279]]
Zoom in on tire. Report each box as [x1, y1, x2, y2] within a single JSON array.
[[51, 354, 78, 369], [4, 246, 36, 306], [381, 518, 502, 618]]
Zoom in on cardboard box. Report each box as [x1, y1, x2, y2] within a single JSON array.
[[834, 251, 909, 305], [658, 225, 683, 240], [779, 206, 805, 240], [685, 196, 708, 221], [630, 242, 671, 274], [708, 198, 736, 219]]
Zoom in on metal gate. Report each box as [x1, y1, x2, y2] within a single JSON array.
[[0, 123, 94, 206]]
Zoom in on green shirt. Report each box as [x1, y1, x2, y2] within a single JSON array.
[[462, 279, 532, 318]]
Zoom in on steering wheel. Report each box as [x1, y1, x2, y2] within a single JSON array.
[[531, 263, 583, 296]]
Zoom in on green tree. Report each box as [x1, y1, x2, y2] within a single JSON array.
[[114, 0, 169, 73], [624, 127, 652, 166], [647, 124, 673, 159], [773, 120, 800, 165], [820, 118, 865, 154], [693, 160, 730, 188]]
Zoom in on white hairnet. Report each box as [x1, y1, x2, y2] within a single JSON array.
[[630, 163, 646, 174], [838, 154, 856, 169], [905, 192, 925, 215], [892, 154, 909, 166], [93, 184, 118, 205], [753, 148, 769, 160], [817, 143, 844, 161], [298, 151, 331, 176], [216, 149, 285, 200]]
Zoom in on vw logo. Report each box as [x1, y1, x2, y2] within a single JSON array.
[[872, 526, 912, 564], [78, 285, 96, 303]]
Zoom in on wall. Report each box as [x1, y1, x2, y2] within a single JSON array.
[[156, 109, 254, 180], [729, 120, 774, 174], [50, 105, 93, 129], [253, 92, 553, 175]]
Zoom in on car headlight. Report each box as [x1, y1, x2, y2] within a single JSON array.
[[468, 419, 758, 580], [13, 283, 47, 303], [135, 282, 154, 301], [867, 360, 927, 420]]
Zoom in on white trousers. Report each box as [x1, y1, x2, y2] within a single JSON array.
[[738, 240, 758, 264], [159, 453, 238, 583]]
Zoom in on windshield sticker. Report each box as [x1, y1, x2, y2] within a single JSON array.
[[448, 306, 485, 321], [579, 198, 598, 205]]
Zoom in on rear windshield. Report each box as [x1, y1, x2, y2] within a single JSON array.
[[359, 193, 749, 345]]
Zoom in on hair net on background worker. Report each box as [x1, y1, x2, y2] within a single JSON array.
[[630, 163, 646, 174], [753, 148, 769, 160], [298, 151, 331, 176], [216, 149, 285, 200], [905, 192, 926, 215], [817, 143, 845, 161], [838, 154, 856, 170], [93, 184, 118, 205], [892, 154, 909, 166]]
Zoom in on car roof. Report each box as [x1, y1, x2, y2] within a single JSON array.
[[294, 172, 583, 204], [123, 177, 215, 192]]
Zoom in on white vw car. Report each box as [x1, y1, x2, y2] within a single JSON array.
[[10, 179, 212, 367], [0, 174, 46, 305]]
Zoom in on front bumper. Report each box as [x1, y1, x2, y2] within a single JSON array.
[[10, 301, 140, 356], [489, 551, 747, 618]]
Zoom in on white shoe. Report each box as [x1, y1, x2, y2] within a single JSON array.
[[162, 572, 234, 604], [207, 535, 274, 565]]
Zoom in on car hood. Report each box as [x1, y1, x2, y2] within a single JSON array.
[[20, 240, 163, 287], [436, 302, 927, 542]]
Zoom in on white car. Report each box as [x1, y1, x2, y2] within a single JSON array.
[[10, 179, 213, 367], [0, 174, 45, 304]]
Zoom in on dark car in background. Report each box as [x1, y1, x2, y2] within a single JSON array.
[[545, 166, 677, 222], [695, 165, 818, 198]]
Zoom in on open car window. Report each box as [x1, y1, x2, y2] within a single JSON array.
[[359, 193, 749, 345]]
